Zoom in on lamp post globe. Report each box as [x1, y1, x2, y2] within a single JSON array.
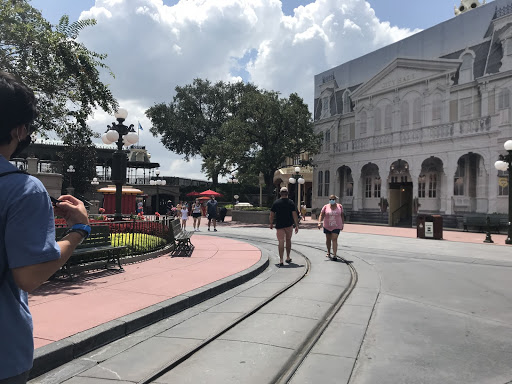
[[228, 174, 238, 205], [152, 169, 165, 214], [289, 166, 303, 211], [494, 140, 512, 245]]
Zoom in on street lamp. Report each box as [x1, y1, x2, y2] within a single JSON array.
[[228, 173, 238, 205], [101, 108, 139, 221], [150, 169, 166, 214], [494, 139, 512, 244], [289, 166, 305, 211], [90, 177, 99, 200], [66, 165, 76, 194]]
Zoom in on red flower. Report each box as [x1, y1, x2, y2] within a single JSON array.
[[99, 208, 105, 214], [155, 212, 160, 217]]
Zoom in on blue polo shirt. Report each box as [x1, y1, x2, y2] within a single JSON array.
[[0, 155, 61, 379]]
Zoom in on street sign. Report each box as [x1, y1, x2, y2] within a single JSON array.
[[499, 177, 508, 188]]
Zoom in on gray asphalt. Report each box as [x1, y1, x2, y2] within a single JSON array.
[[30, 226, 512, 384]]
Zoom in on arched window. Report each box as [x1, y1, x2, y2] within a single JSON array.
[[384, 104, 392, 131], [318, 171, 323, 196], [374, 107, 382, 132], [432, 93, 442, 121], [401, 100, 409, 127], [459, 53, 474, 83], [343, 91, 351, 114], [413, 97, 422, 125], [324, 171, 330, 196], [360, 111, 367, 135]]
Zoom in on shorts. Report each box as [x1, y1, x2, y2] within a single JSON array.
[[276, 226, 293, 241], [323, 228, 341, 234], [192, 212, 201, 218], [208, 214, 217, 220]]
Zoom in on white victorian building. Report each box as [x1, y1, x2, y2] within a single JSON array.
[[312, 0, 512, 227]]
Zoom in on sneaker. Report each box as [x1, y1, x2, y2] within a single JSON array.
[[208, 228, 210, 231], [214, 228, 217, 232], [197, 228, 200, 231]]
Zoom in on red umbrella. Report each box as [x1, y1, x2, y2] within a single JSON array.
[[199, 189, 223, 197], [186, 191, 201, 197]]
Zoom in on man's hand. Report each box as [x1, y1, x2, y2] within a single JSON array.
[[269, 223, 273, 230], [53, 195, 89, 226], [294, 226, 299, 234]]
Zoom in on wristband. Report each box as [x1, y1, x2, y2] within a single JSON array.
[[63, 223, 91, 242]]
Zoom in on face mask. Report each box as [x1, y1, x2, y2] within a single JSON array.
[[11, 128, 32, 158], [329, 199, 336, 205]]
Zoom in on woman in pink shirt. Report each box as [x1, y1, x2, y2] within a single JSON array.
[[317, 194, 344, 260]]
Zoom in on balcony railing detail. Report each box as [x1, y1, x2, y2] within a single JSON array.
[[331, 116, 496, 155]]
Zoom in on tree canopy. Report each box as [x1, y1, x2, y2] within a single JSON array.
[[225, 90, 321, 204], [146, 79, 257, 185], [0, 0, 118, 137], [147, 78, 321, 201]]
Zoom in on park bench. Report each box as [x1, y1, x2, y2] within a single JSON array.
[[55, 225, 126, 278], [462, 215, 506, 233], [171, 219, 193, 251]]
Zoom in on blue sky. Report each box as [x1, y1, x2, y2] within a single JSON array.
[[25, 0, 482, 180]]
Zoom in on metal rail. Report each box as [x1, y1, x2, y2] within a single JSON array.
[[136, 234, 357, 384]]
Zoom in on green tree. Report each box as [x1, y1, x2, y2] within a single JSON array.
[[59, 120, 97, 198], [146, 79, 257, 186], [225, 90, 321, 206], [0, 1, 118, 137]]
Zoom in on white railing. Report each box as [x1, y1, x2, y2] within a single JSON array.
[[331, 116, 493, 155]]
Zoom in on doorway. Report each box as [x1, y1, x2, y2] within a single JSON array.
[[388, 182, 413, 226]]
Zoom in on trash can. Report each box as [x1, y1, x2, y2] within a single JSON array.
[[417, 214, 426, 238], [417, 214, 443, 239]]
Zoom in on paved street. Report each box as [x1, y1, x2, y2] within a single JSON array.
[[30, 222, 512, 383]]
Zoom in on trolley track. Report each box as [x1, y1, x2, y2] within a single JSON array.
[[135, 235, 358, 384]]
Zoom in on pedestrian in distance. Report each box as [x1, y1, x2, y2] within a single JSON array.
[[269, 187, 299, 266], [300, 201, 307, 221], [317, 194, 344, 260], [192, 199, 202, 231], [207, 195, 218, 231], [0, 71, 90, 383], [181, 203, 189, 230]]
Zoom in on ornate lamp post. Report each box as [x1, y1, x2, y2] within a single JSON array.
[[101, 108, 139, 221], [494, 139, 512, 245], [228, 173, 238, 205], [150, 169, 166, 214], [289, 166, 305, 211], [90, 177, 99, 200], [66, 165, 76, 195]]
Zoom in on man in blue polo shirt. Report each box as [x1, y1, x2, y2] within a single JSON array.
[[0, 71, 90, 383]]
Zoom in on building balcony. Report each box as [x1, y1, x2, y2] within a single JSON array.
[[331, 116, 493, 155]]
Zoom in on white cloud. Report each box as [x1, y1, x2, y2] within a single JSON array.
[[77, 0, 419, 181]]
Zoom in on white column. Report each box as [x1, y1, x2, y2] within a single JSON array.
[[488, 153, 499, 214], [352, 167, 362, 211], [444, 162, 457, 215]]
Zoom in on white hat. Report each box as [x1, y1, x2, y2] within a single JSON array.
[[280, 187, 288, 193]]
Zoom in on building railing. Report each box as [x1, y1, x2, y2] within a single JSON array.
[[331, 116, 493, 155]]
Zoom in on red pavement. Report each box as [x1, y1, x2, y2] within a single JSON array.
[[29, 234, 260, 349], [30, 216, 509, 350]]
